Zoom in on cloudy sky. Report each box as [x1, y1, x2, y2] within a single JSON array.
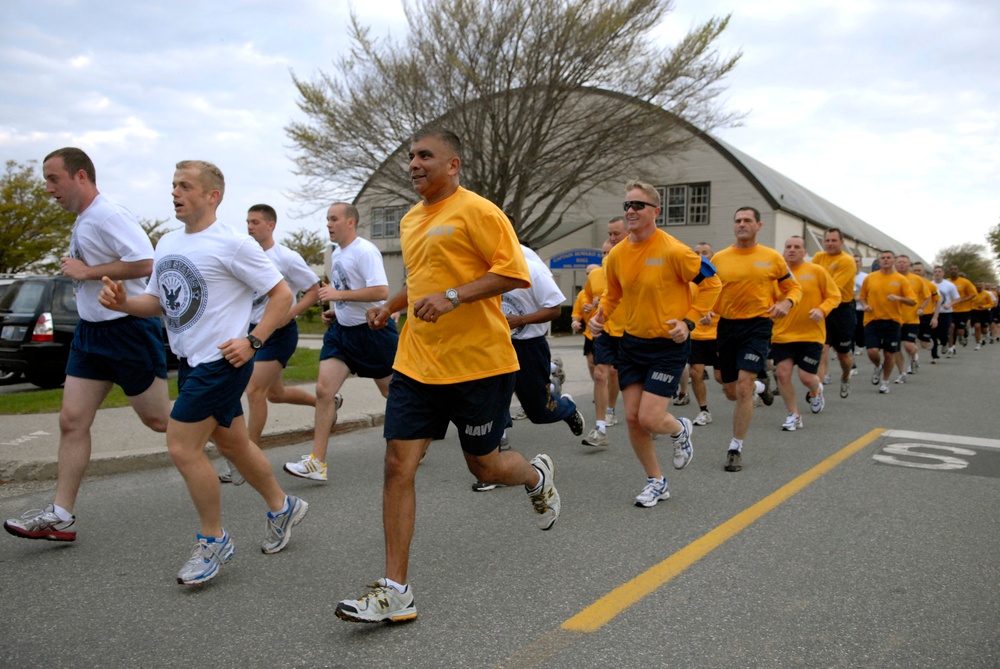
[[3, 0, 997, 264]]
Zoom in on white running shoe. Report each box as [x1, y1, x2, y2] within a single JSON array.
[[634, 477, 670, 508], [693, 410, 713, 426], [808, 385, 825, 414], [528, 455, 560, 530], [782, 413, 803, 431], [893, 373, 907, 384], [582, 428, 610, 449], [879, 381, 890, 394], [336, 578, 417, 624], [871, 365, 882, 385], [671, 417, 694, 470], [283, 454, 328, 481]]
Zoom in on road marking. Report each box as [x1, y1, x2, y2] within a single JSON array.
[[492, 428, 885, 669], [0, 430, 51, 447], [881, 430, 1000, 450]]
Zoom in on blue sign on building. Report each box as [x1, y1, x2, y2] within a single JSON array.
[[548, 248, 603, 270]]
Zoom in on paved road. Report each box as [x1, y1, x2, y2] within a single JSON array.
[[1, 339, 998, 668]]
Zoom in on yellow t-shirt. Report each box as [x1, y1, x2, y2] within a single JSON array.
[[772, 261, 841, 344], [571, 288, 594, 342], [585, 264, 625, 337], [712, 244, 803, 320], [951, 276, 977, 313], [394, 187, 529, 383], [812, 251, 856, 305], [688, 283, 720, 341], [972, 289, 996, 311], [923, 278, 939, 309], [601, 229, 721, 339], [860, 270, 917, 325], [899, 273, 931, 325]]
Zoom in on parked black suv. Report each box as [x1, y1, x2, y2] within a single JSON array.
[[0, 276, 79, 388]]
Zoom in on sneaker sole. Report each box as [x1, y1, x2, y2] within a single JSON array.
[[282, 464, 328, 482], [334, 606, 418, 624], [3, 523, 76, 542], [635, 491, 670, 508], [178, 543, 235, 585]]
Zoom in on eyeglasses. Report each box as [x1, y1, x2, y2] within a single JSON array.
[[622, 200, 658, 212]]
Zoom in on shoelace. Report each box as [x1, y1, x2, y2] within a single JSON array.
[[640, 479, 664, 498]]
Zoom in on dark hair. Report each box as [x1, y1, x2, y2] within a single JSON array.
[[411, 126, 462, 160], [44, 147, 96, 183], [734, 206, 761, 222], [248, 204, 277, 222], [824, 227, 843, 240]]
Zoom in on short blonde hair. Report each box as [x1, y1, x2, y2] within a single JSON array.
[[625, 180, 659, 207], [176, 160, 225, 200]]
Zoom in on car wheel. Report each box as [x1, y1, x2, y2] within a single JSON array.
[[0, 369, 23, 385], [25, 370, 66, 389]]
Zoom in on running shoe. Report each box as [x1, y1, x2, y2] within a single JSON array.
[[605, 411, 618, 427], [893, 373, 907, 384], [218, 458, 245, 486], [878, 381, 890, 394], [782, 413, 803, 431], [724, 449, 743, 472], [871, 365, 882, 385], [471, 480, 499, 492], [673, 392, 690, 406], [808, 385, 825, 414], [262, 496, 308, 554], [562, 394, 585, 436], [582, 428, 609, 449], [823, 373, 831, 385], [551, 357, 565, 385], [840, 380, 850, 398], [671, 417, 694, 470], [177, 530, 235, 585], [527, 454, 559, 530], [693, 410, 713, 426], [512, 407, 527, 420], [283, 454, 328, 481], [634, 477, 670, 508], [499, 432, 510, 451], [758, 376, 774, 406], [334, 392, 344, 410], [4, 504, 76, 542], [336, 578, 417, 623]]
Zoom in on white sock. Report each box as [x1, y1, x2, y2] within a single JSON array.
[[52, 504, 73, 521], [729, 438, 744, 453], [754, 380, 765, 395], [528, 466, 544, 492], [384, 577, 407, 594], [596, 420, 606, 432], [550, 362, 558, 374]]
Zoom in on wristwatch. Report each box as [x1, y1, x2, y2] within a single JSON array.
[[246, 334, 263, 350], [683, 318, 696, 332], [445, 288, 460, 308]]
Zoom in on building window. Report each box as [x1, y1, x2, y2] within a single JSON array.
[[654, 183, 710, 227], [371, 205, 409, 239]]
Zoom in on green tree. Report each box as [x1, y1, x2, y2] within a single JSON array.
[[0, 160, 76, 273], [283, 227, 327, 266], [935, 242, 998, 285], [287, 0, 742, 246], [139, 217, 178, 248], [987, 219, 1000, 266]]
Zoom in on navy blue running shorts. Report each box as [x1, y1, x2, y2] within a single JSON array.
[[615, 333, 690, 398], [252, 320, 298, 367], [770, 341, 823, 375], [320, 319, 398, 379], [171, 357, 253, 427], [864, 320, 901, 353], [593, 332, 621, 367], [717, 317, 772, 384], [66, 316, 167, 396]]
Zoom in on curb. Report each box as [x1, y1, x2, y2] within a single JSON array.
[[0, 412, 385, 484]]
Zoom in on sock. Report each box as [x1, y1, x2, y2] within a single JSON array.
[[52, 504, 73, 522], [502, 430, 508, 440], [550, 362, 558, 374], [606, 407, 615, 416], [754, 380, 765, 394], [527, 466, 544, 493], [729, 438, 743, 453], [268, 495, 291, 518], [384, 578, 407, 594], [596, 420, 606, 432], [700, 405, 708, 412]]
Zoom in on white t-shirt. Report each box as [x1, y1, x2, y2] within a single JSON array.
[[520, 245, 552, 276], [146, 222, 283, 367], [328, 236, 389, 327], [854, 271, 868, 310], [69, 194, 154, 322], [934, 279, 960, 313], [250, 243, 319, 324], [502, 256, 566, 340]]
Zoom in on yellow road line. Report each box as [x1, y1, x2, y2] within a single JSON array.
[[494, 428, 885, 669]]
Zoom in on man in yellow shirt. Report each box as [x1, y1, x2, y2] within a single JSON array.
[[590, 180, 720, 507], [581, 238, 623, 448], [709, 207, 802, 472], [948, 265, 978, 348], [971, 281, 996, 349], [859, 250, 917, 394], [772, 236, 840, 431], [335, 127, 559, 624], [910, 262, 940, 360], [811, 228, 857, 398], [893, 255, 932, 382], [688, 242, 721, 427]]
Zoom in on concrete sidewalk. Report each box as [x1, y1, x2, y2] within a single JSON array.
[[0, 335, 589, 483]]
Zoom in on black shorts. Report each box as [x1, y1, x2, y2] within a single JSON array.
[[66, 316, 167, 396], [593, 332, 621, 367], [383, 371, 515, 456], [900, 323, 919, 344], [320, 319, 398, 378], [865, 320, 901, 353], [918, 314, 934, 342], [688, 338, 718, 367], [717, 317, 772, 384], [583, 336, 594, 357], [770, 341, 823, 375], [615, 333, 690, 399], [252, 320, 298, 366], [824, 302, 856, 353], [971, 310, 992, 328]]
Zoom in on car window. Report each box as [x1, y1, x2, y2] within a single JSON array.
[[2, 281, 46, 312], [53, 281, 78, 315]]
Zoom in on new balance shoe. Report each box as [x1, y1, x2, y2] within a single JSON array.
[[218, 458, 245, 486], [561, 394, 585, 436], [808, 385, 825, 414], [284, 454, 328, 481], [693, 410, 713, 426], [336, 578, 417, 623], [177, 530, 235, 585], [724, 449, 743, 472], [582, 427, 609, 449], [871, 365, 882, 385], [262, 495, 308, 554], [634, 477, 670, 508], [671, 417, 694, 470], [782, 413, 803, 431], [4, 504, 76, 542], [528, 454, 559, 530]]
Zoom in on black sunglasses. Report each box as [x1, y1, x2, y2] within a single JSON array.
[[622, 200, 658, 212]]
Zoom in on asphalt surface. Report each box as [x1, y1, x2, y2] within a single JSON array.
[[1, 336, 998, 668]]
